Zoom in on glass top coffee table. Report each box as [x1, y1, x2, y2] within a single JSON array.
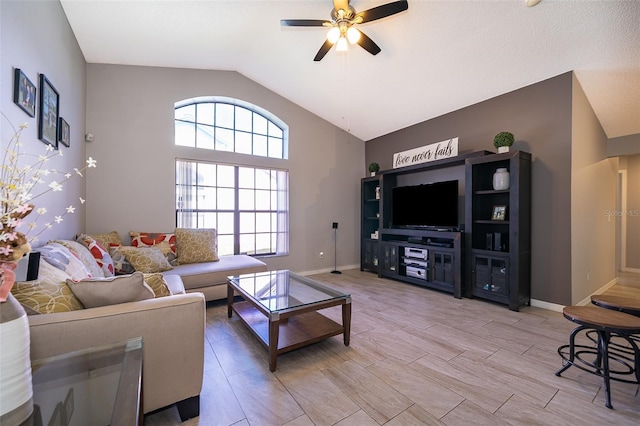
[[227, 270, 351, 371], [20, 337, 143, 426]]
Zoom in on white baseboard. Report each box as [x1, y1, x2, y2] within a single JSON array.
[[622, 267, 640, 273], [530, 299, 564, 313], [299, 264, 360, 277]]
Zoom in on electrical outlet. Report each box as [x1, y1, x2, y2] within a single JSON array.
[[319, 251, 324, 258]]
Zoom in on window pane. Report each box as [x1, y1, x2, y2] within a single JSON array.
[[255, 169, 271, 190], [218, 234, 234, 257], [217, 165, 235, 187], [268, 137, 283, 159], [175, 105, 195, 122], [239, 189, 255, 210], [255, 233, 271, 255], [216, 127, 233, 152], [175, 121, 195, 147], [216, 103, 234, 129], [240, 212, 255, 233], [218, 188, 235, 209], [197, 163, 216, 186], [256, 212, 271, 233], [197, 103, 215, 126], [236, 107, 252, 132], [199, 212, 216, 228], [197, 186, 216, 209], [218, 212, 234, 235], [235, 131, 252, 155], [255, 190, 271, 211], [268, 121, 283, 138], [240, 234, 255, 255], [254, 114, 267, 135], [253, 134, 267, 157], [238, 167, 255, 189], [196, 123, 215, 150]]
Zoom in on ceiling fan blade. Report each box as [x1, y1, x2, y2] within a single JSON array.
[[314, 39, 334, 61], [356, 31, 381, 56], [280, 19, 329, 27], [355, 0, 408, 24]]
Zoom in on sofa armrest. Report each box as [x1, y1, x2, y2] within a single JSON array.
[[28, 293, 205, 414]]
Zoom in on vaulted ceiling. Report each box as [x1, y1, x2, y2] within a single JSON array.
[[60, 0, 640, 141]]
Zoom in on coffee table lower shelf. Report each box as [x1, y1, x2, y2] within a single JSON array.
[[232, 301, 346, 370]]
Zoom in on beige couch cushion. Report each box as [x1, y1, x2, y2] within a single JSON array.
[[66, 272, 155, 308], [175, 228, 219, 264], [162, 254, 266, 291]]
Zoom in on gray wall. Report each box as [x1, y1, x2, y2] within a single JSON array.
[[1, 0, 86, 246], [85, 64, 364, 273], [366, 73, 575, 305], [570, 74, 617, 304], [608, 134, 640, 157]]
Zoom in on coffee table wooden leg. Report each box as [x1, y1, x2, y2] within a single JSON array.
[[227, 284, 234, 318], [269, 318, 279, 372], [342, 302, 351, 346]]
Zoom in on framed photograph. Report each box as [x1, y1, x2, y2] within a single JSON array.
[[492, 205, 507, 221], [13, 68, 36, 117], [59, 117, 70, 147], [38, 74, 59, 148]]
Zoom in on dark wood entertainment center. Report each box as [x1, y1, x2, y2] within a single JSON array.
[[361, 150, 531, 311]]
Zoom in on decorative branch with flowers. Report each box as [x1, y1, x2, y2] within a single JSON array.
[[0, 112, 96, 263]]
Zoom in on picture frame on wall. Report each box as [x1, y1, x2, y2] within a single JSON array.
[[38, 74, 59, 148], [491, 205, 507, 221], [13, 68, 36, 117], [58, 117, 70, 147]]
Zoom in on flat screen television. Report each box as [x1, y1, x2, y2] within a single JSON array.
[[392, 180, 459, 230]]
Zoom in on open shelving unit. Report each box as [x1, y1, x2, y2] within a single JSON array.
[[465, 150, 531, 311]]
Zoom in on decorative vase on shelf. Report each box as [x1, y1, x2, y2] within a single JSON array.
[[0, 270, 34, 425], [493, 168, 510, 190], [497, 146, 510, 154]]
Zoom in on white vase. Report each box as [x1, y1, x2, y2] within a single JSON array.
[[497, 146, 510, 153], [493, 168, 510, 190], [0, 293, 33, 425]]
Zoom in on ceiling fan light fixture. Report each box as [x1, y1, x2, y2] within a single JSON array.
[[336, 37, 348, 52], [347, 27, 361, 44], [327, 27, 341, 43]]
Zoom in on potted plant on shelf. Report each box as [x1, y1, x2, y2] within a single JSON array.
[[368, 162, 380, 176], [493, 131, 514, 153]]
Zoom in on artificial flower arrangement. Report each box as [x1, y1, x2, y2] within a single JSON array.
[[0, 114, 96, 301]]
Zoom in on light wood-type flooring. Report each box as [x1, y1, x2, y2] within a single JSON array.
[[145, 269, 640, 425]]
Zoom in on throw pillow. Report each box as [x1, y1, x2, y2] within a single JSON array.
[[143, 273, 171, 297], [114, 246, 173, 273], [77, 234, 116, 277], [129, 231, 178, 266], [175, 228, 219, 264], [66, 272, 154, 308], [109, 246, 136, 275], [11, 261, 84, 314], [85, 231, 122, 250], [38, 243, 92, 281], [51, 239, 105, 279]]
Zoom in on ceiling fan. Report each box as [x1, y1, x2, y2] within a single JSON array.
[[280, 0, 409, 61]]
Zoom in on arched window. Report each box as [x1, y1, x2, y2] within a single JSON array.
[[174, 97, 288, 159], [175, 98, 289, 257]]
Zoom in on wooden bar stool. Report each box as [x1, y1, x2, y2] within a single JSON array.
[[591, 294, 640, 317], [555, 306, 640, 409]]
